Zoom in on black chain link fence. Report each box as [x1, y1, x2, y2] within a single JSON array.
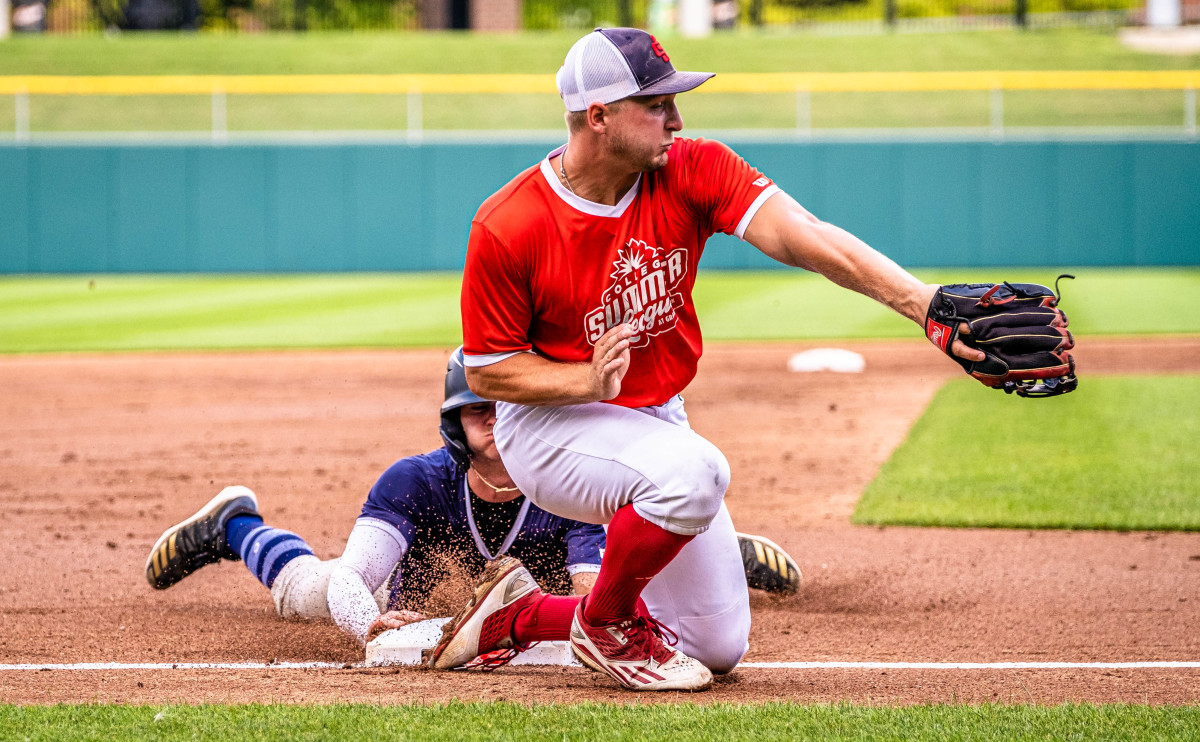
[[12, 0, 1154, 34]]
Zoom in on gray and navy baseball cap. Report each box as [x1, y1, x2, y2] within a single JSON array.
[[556, 28, 715, 113]]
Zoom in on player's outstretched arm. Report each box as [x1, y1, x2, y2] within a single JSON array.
[[466, 324, 634, 406], [742, 192, 985, 364], [327, 519, 407, 645]]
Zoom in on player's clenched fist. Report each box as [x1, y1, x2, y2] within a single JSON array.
[[589, 324, 634, 401]]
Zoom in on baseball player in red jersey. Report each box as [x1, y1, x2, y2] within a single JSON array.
[[428, 28, 986, 691]]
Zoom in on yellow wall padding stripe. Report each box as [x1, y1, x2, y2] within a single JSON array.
[[0, 71, 1198, 96], [0, 74, 555, 95], [708, 70, 1200, 93]]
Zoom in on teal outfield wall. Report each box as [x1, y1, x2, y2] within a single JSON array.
[[2, 139, 1198, 273]]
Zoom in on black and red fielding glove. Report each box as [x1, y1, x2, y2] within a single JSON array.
[[925, 275, 1077, 398]]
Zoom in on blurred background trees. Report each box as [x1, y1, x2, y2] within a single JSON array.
[[9, 0, 1172, 35]]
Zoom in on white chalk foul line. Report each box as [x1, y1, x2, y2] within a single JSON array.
[[740, 661, 1200, 670], [2, 661, 1200, 672], [0, 662, 347, 671]]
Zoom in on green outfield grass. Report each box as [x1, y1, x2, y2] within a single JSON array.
[[0, 273, 464, 352], [3, 29, 1199, 75], [1, 269, 1196, 353], [4, 701, 1200, 741], [1, 30, 1197, 133], [694, 268, 1200, 341], [854, 375, 1200, 530]]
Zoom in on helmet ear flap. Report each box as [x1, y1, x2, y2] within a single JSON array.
[[440, 346, 486, 469], [440, 409, 471, 470]]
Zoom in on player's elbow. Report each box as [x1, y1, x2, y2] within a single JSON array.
[[465, 364, 515, 401], [464, 365, 490, 396]]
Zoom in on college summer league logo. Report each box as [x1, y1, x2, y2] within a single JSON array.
[[584, 238, 687, 348]]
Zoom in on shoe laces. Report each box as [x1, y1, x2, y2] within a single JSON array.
[[459, 641, 539, 672], [617, 615, 678, 664]]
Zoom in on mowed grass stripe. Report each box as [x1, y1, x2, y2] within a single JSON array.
[[0, 274, 462, 352], [854, 375, 1200, 531], [694, 272, 911, 340], [2, 269, 1198, 353], [3, 702, 1200, 741], [694, 267, 1200, 341]]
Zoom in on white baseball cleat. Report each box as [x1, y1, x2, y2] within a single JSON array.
[[426, 555, 543, 670], [569, 599, 713, 692]]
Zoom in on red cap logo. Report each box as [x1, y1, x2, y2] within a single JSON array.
[[649, 36, 669, 63]]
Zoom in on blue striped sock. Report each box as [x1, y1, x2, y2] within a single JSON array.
[[233, 522, 315, 589], [226, 515, 264, 558]]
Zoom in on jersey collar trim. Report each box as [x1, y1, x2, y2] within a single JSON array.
[[540, 145, 641, 218]]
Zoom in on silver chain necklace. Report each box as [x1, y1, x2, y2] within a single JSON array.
[[559, 147, 576, 194], [463, 473, 531, 561]]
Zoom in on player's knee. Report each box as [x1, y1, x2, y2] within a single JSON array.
[[672, 437, 730, 524], [696, 609, 748, 672], [271, 554, 330, 619], [633, 433, 730, 533], [673, 596, 750, 674], [698, 636, 748, 675]]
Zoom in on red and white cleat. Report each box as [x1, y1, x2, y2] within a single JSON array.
[[426, 556, 542, 670], [569, 599, 713, 691]]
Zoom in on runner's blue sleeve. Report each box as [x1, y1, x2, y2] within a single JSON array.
[[564, 520, 605, 573], [359, 452, 448, 549]]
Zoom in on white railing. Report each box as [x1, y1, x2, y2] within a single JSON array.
[[3, 71, 1198, 141]]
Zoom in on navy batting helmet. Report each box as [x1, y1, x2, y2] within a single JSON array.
[[440, 346, 486, 469]]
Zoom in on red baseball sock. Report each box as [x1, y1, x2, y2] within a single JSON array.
[[512, 594, 581, 644], [583, 504, 694, 626], [511, 594, 653, 645], [634, 597, 652, 620]]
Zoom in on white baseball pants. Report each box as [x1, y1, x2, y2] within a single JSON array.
[[494, 396, 751, 673]]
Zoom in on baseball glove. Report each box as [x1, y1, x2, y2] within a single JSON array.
[[925, 275, 1077, 398]]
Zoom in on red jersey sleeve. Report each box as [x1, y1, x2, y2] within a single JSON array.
[[460, 221, 534, 359], [677, 138, 777, 238]]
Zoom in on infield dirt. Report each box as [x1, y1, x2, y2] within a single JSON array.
[[2, 338, 1199, 705]]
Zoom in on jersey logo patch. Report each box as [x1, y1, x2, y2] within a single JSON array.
[[584, 238, 688, 348], [752, 176, 770, 187]]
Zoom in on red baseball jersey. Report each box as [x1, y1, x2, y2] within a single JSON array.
[[461, 137, 779, 409]]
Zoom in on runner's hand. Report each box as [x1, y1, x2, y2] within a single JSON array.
[[366, 609, 426, 642]]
